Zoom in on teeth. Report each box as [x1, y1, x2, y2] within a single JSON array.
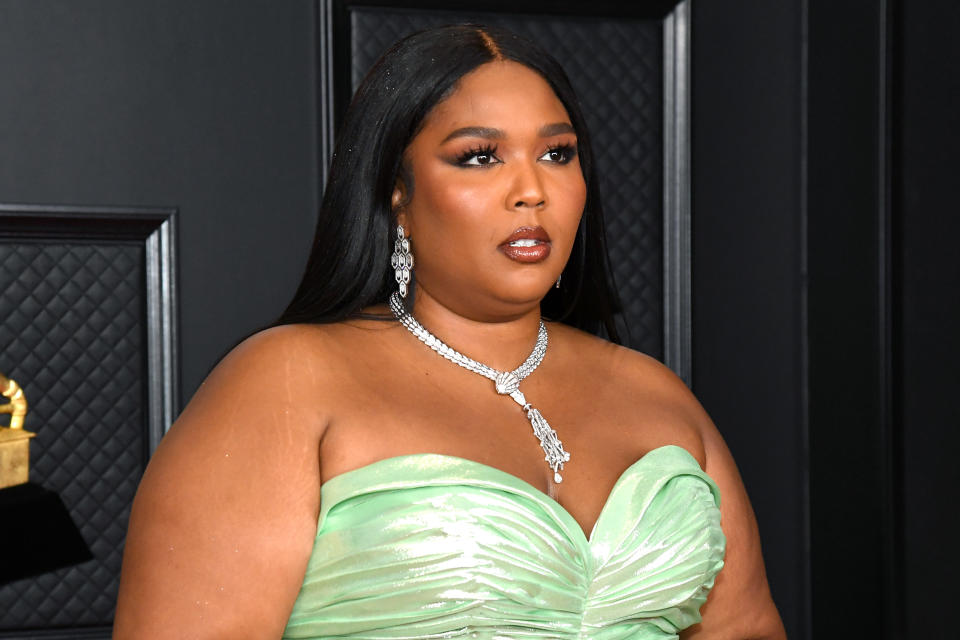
[[509, 239, 541, 247]]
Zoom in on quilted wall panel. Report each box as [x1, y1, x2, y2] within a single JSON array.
[[0, 242, 144, 632], [350, 8, 664, 357]]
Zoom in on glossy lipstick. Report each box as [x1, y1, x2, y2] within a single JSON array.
[[499, 226, 551, 263]]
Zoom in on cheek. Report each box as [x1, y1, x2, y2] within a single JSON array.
[[571, 178, 587, 214], [567, 161, 588, 208], [552, 172, 587, 235], [409, 170, 497, 237]]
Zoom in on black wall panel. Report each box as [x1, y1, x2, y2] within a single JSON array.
[[692, 2, 804, 637], [0, 205, 177, 637], [897, 1, 960, 635], [0, 242, 142, 629], [807, 1, 894, 635]]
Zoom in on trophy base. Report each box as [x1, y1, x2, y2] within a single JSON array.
[[0, 482, 93, 584], [0, 427, 36, 489]]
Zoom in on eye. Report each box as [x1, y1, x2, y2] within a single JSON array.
[[539, 144, 577, 164], [456, 144, 501, 167]]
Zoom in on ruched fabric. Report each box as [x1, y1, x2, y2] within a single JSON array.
[[283, 445, 725, 640]]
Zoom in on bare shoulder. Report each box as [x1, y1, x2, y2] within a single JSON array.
[[549, 322, 693, 398], [166, 323, 348, 449], [548, 323, 709, 465], [194, 320, 380, 423], [114, 323, 342, 638], [212, 322, 341, 389]]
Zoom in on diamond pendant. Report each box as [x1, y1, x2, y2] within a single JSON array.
[[493, 376, 570, 483]]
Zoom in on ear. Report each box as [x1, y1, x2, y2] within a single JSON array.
[[392, 179, 409, 229]]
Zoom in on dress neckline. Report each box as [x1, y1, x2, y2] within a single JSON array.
[[318, 444, 707, 546]]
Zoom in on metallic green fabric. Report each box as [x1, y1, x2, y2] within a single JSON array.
[[283, 445, 725, 639]]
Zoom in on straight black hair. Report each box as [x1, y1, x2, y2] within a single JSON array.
[[276, 24, 621, 341]]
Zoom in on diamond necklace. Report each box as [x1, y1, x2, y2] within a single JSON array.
[[388, 292, 571, 483]]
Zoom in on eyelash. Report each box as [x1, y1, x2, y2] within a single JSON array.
[[455, 144, 499, 166], [454, 143, 578, 167], [542, 143, 577, 165]]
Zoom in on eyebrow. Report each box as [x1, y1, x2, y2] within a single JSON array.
[[538, 122, 576, 137], [440, 122, 576, 144]]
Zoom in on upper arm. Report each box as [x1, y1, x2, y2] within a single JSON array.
[[685, 419, 786, 639], [114, 325, 330, 639], [671, 389, 786, 639], [620, 353, 785, 640]]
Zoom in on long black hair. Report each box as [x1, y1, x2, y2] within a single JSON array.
[[276, 24, 621, 341]]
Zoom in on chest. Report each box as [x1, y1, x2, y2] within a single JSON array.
[[316, 325, 706, 535], [321, 356, 663, 532]]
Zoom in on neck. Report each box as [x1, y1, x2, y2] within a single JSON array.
[[403, 286, 545, 373]]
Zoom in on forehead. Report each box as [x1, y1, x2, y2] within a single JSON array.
[[422, 60, 572, 133]]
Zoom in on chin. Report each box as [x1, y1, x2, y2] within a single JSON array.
[[493, 282, 554, 308]]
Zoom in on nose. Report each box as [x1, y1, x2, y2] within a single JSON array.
[[506, 161, 547, 210]]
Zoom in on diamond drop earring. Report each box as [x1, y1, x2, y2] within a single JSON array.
[[555, 273, 562, 289], [390, 225, 414, 298]]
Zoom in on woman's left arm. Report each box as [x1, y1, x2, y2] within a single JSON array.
[[682, 409, 787, 640]]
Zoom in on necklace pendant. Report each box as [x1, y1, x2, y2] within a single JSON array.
[[523, 405, 570, 483], [494, 371, 520, 395]]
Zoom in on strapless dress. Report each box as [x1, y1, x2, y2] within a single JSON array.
[[282, 445, 725, 639]]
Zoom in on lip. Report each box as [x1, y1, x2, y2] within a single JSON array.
[[498, 226, 552, 263]]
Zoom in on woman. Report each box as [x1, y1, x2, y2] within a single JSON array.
[[115, 25, 785, 639]]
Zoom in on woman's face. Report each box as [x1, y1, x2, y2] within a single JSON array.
[[395, 60, 586, 320]]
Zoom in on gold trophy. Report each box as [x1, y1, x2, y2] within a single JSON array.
[[0, 372, 35, 489]]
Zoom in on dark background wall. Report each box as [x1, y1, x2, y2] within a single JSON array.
[[1, 1, 957, 638], [897, 1, 960, 634], [691, 1, 805, 636], [0, 0, 319, 398], [695, 1, 960, 638]]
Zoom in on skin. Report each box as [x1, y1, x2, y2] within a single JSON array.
[[114, 61, 786, 639]]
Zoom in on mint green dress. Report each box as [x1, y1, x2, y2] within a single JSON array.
[[283, 445, 725, 639]]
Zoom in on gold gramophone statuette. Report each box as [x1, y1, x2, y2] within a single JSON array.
[[0, 372, 35, 489]]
